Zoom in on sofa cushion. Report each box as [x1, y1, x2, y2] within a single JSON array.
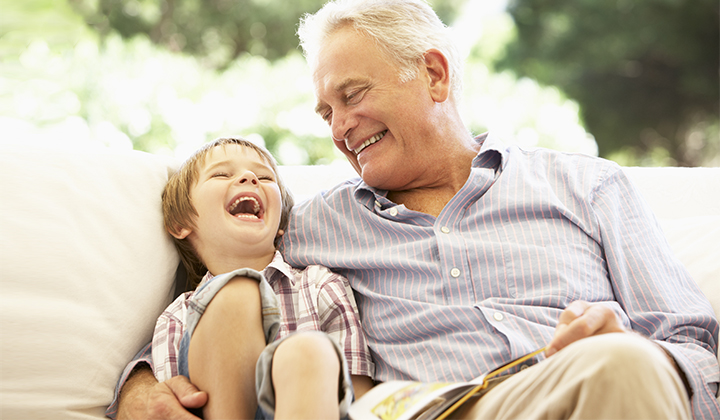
[[623, 166, 720, 344], [0, 148, 717, 418], [0, 145, 180, 419]]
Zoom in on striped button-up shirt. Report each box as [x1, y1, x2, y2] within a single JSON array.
[[282, 133, 720, 418]]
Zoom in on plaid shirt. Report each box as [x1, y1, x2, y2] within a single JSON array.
[[106, 251, 373, 418], [154, 251, 374, 381]]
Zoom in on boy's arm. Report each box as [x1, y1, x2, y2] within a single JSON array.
[[110, 287, 207, 420], [314, 267, 375, 378]]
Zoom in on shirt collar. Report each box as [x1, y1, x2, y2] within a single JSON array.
[[353, 132, 506, 208], [264, 250, 296, 286], [199, 250, 296, 288]]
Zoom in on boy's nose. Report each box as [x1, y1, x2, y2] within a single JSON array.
[[238, 172, 258, 185]]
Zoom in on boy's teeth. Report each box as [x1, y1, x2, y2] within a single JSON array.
[[234, 213, 259, 219], [229, 196, 260, 216], [354, 130, 387, 155]]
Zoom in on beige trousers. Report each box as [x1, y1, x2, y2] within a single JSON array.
[[455, 333, 691, 419]]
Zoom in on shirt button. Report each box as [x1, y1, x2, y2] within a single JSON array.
[[375, 201, 381, 208], [450, 268, 461, 277], [520, 364, 529, 370], [389, 208, 398, 216], [440, 226, 450, 234], [493, 312, 504, 321]]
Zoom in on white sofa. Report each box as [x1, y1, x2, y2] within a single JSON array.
[[1, 145, 718, 419]]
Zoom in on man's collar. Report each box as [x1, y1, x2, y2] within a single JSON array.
[[472, 132, 507, 170], [353, 132, 506, 207]]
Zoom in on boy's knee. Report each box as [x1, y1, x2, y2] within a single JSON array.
[[208, 277, 261, 311], [273, 332, 340, 371]]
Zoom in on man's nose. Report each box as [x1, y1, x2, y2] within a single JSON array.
[[237, 172, 258, 185], [331, 109, 355, 142]]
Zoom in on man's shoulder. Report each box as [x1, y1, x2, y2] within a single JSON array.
[[283, 263, 351, 297], [303, 177, 363, 203], [291, 176, 366, 217], [507, 145, 622, 185]]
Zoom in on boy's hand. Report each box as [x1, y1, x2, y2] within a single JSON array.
[[118, 366, 207, 420]]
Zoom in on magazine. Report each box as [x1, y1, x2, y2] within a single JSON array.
[[348, 347, 546, 420]]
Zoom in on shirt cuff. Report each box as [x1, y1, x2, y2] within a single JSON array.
[[105, 342, 153, 419]]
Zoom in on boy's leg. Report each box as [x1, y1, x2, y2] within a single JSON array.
[[187, 276, 269, 420], [256, 331, 353, 420], [273, 333, 341, 419]]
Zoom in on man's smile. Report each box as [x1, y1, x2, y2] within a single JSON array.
[[351, 130, 387, 155]]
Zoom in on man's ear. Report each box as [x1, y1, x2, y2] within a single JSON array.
[[170, 226, 192, 240], [423, 49, 451, 103]]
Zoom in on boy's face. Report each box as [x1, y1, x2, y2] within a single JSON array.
[[175, 144, 283, 271]]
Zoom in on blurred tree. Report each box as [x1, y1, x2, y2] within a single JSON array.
[[495, 0, 719, 166], [68, 0, 465, 69]]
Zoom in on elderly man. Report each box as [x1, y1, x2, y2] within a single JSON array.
[[113, 0, 719, 418]]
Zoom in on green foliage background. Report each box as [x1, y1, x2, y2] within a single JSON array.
[[2, 0, 717, 166], [497, 0, 718, 166]]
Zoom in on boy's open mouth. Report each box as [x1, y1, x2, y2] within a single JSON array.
[[227, 194, 264, 220]]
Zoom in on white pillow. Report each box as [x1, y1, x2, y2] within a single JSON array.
[[0, 145, 181, 419], [623, 166, 720, 358]]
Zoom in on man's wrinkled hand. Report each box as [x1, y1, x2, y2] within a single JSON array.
[[118, 368, 207, 420], [546, 300, 627, 357]]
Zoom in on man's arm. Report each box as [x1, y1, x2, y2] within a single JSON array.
[[117, 365, 207, 420]]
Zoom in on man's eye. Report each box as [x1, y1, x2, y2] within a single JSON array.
[[346, 89, 365, 105], [345, 92, 361, 104], [322, 111, 333, 124]]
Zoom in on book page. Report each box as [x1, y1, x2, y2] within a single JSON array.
[[349, 347, 546, 420], [349, 381, 477, 420]]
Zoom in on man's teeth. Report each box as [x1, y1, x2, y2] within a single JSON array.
[[354, 130, 387, 155]]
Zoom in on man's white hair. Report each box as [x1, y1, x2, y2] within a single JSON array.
[[298, 0, 463, 101]]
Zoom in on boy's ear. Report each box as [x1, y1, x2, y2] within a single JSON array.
[[170, 226, 192, 240]]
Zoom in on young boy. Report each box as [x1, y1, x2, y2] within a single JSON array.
[[152, 137, 374, 419]]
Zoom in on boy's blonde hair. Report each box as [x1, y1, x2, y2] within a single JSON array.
[[162, 137, 295, 289]]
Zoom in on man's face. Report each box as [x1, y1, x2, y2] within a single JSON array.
[[182, 144, 283, 267], [312, 26, 437, 191]]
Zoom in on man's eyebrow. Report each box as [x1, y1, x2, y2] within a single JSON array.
[[335, 78, 367, 92]]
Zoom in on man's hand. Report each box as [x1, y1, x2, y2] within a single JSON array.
[[546, 300, 627, 357], [118, 366, 208, 420]]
